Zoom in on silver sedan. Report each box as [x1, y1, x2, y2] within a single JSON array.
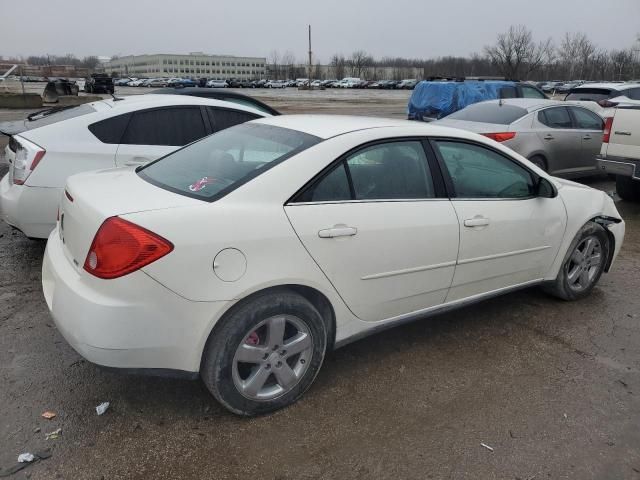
[[435, 99, 604, 177]]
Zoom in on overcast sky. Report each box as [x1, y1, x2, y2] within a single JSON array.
[[2, 0, 639, 62]]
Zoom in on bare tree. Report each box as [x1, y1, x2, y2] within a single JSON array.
[[610, 49, 634, 80], [269, 50, 280, 80], [484, 25, 551, 79], [330, 54, 346, 79], [349, 50, 373, 78], [281, 51, 296, 80], [560, 33, 595, 79]]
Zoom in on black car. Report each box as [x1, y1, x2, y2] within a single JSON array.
[[85, 74, 114, 94], [151, 87, 280, 116]]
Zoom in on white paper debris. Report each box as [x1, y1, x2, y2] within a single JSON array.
[[480, 443, 494, 452], [95, 402, 110, 415], [18, 453, 35, 463]]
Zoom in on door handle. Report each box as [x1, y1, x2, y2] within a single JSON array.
[[583, 135, 592, 140], [614, 131, 631, 136], [464, 217, 490, 228], [543, 134, 554, 140], [318, 226, 357, 238]]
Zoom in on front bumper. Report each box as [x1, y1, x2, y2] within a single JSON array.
[[42, 231, 229, 373], [0, 174, 60, 238], [596, 155, 640, 180]]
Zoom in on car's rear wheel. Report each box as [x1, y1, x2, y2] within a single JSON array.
[[544, 222, 609, 301], [616, 175, 640, 202], [529, 155, 547, 171], [201, 289, 327, 416]]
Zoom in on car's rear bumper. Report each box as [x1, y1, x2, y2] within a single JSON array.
[[596, 155, 640, 180], [0, 174, 59, 238], [42, 231, 230, 373]]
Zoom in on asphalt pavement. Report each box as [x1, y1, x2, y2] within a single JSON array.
[[0, 93, 639, 480]]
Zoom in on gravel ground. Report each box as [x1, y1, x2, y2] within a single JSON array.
[[0, 93, 639, 480]]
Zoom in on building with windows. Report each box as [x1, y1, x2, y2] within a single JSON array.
[[104, 53, 267, 79]]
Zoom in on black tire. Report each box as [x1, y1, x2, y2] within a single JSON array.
[[529, 155, 547, 171], [201, 289, 327, 416], [543, 222, 609, 301], [616, 175, 640, 202]]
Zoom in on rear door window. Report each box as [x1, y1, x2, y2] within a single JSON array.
[[538, 107, 573, 128], [121, 107, 207, 146], [294, 141, 436, 202], [568, 107, 603, 130], [207, 107, 260, 132]]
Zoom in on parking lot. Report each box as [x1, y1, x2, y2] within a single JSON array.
[[1, 90, 640, 479]]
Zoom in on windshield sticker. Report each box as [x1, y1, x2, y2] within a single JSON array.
[[188, 176, 217, 192]]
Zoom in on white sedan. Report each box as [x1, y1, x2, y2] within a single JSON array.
[[43, 115, 625, 416], [0, 94, 268, 238]]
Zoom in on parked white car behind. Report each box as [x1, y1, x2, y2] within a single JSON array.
[[0, 94, 269, 238]]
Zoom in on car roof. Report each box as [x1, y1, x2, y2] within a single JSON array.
[[572, 82, 640, 91], [472, 98, 565, 112], [252, 114, 465, 140], [94, 94, 268, 117], [149, 87, 280, 115]]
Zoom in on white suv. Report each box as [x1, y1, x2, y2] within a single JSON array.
[[0, 94, 268, 238], [565, 82, 640, 116]]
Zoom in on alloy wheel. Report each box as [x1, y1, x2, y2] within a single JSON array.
[[566, 236, 602, 292], [232, 315, 314, 401]]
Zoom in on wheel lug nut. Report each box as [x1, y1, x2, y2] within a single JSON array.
[[276, 361, 282, 368], [300, 359, 306, 364], [265, 364, 271, 370]]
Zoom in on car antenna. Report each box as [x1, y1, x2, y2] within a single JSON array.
[[110, 93, 124, 102]]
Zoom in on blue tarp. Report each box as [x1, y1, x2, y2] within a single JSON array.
[[407, 80, 516, 121]]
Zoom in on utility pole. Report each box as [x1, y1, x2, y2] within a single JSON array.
[[308, 25, 312, 83]]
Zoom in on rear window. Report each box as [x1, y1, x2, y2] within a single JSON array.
[[447, 103, 528, 124], [565, 88, 614, 102], [25, 104, 96, 129], [138, 123, 320, 201]]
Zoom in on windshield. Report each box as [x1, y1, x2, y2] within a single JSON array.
[[138, 123, 320, 201], [447, 102, 528, 124], [565, 88, 614, 102]]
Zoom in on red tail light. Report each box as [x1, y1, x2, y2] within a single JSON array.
[[598, 99, 619, 108], [84, 217, 173, 279], [482, 132, 516, 142], [603, 117, 613, 143]]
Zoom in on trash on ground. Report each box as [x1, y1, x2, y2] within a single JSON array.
[[563, 413, 568, 419], [45, 428, 62, 440], [480, 443, 494, 452], [41, 411, 56, 420], [96, 402, 110, 415], [0, 451, 52, 478], [33, 427, 41, 433], [17, 454, 34, 463]]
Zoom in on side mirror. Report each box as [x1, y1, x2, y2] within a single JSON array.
[[536, 176, 557, 198]]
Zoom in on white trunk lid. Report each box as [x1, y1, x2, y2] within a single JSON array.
[[59, 168, 201, 268]]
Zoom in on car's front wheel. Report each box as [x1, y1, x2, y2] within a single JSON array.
[[201, 289, 327, 416], [544, 222, 609, 301]]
